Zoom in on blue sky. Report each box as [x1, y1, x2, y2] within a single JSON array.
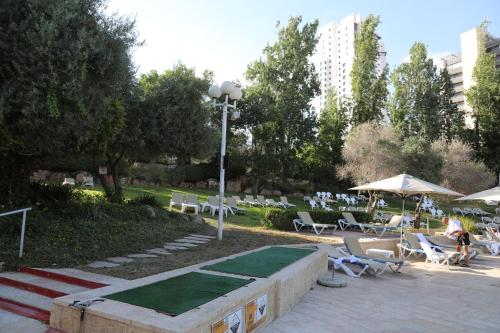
[[107, 0, 500, 83]]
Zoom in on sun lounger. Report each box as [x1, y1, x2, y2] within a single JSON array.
[[407, 233, 460, 260], [293, 211, 337, 235], [181, 194, 199, 214], [327, 246, 389, 277], [266, 198, 286, 208], [244, 195, 261, 206], [280, 196, 296, 208], [169, 192, 184, 210], [421, 234, 478, 260], [420, 242, 458, 270], [256, 195, 269, 206], [343, 237, 405, 272], [232, 195, 246, 206], [227, 197, 247, 215], [338, 212, 371, 232], [363, 215, 402, 237], [470, 234, 500, 255]]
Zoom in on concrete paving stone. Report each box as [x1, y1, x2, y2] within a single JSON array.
[[146, 249, 172, 255], [165, 242, 197, 248], [175, 238, 207, 244], [106, 257, 134, 264], [87, 261, 120, 268], [127, 253, 158, 258], [0, 310, 47, 333], [183, 236, 211, 242], [189, 234, 216, 239], [171, 242, 198, 247], [163, 245, 187, 250]]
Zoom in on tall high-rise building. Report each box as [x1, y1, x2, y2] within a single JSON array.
[[439, 27, 500, 127], [311, 13, 387, 113]]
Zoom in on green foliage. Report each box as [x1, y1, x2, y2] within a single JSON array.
[[242, 17, 320, 183], [449, 215, 479, 234], [27, 182, 81, 209], [390, 43, 441, 141], [438, 68, 464, 142], [465, 23, 500, 179], [401, 137, 443, 184], [139, 64, 218, 165], [0, 0, 139, 205], [261, 208, 371, 231], [127, 194, 163, 208], [350, 15, 389, 125], [0, 202, 209, 267]]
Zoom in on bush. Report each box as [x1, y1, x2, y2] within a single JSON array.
[[127, 194, 163, 208], [27, 182, 80, 209], [261, 208, 372, 231]]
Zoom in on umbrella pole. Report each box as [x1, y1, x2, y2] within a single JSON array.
[[400, 196, 405, 259]]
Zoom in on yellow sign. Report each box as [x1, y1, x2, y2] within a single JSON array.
[[212, 308, 243, 333], [246, 294, 267, 332]]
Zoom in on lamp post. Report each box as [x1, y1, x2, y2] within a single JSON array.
[[208, 81, 242, 240]]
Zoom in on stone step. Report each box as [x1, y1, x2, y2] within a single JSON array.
[[163, 245, 188, 250], [87, 261, 120, 268], [39, 268, 125, 286], [127, 253, 158, 258], [183, 237, 211, 243], [0, 272, 89, 295], [0, 309, 48, 333], [106, 257, 134, 264], [0, 285, 52, 311], [175, 238, 207, 244], [169, 242, 198, 248], [189, 234, 216, 239], [146, 249, 172, 256]]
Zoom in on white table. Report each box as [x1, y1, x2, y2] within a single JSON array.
[[366, 248, 395, 258]]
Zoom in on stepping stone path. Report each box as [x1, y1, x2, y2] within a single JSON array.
[[87, 234, 215, 268]]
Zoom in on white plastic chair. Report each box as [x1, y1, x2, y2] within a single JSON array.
[[420, 242, 455, 270], [309, 200, 318, 210]]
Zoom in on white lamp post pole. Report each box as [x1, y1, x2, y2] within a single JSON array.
[[208, 82, 242, 241]]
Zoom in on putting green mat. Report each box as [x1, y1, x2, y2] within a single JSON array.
[[202, 247, 316, 278], [105, 272, 253, 316]]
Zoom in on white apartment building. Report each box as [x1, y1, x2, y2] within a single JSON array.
[[312, 13, 387, 113], [439, 27, 500, 127]]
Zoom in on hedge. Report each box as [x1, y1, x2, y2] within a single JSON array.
[[261, 208, 372, 231]]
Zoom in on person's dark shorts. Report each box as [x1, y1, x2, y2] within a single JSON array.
[[457, 232, 470, 246]]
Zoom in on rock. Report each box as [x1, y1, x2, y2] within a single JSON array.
[[243, 187, 253, 194], [190, 215, 206, 224], [163, 245, 187, 250], [260, 189, 273, 195], [106, 257, 134, 264], [88, 261, 120, 268], [147, 248, 172, 255], [272, 190, 282, 196], [171, 242, 198, 247], [194, 181, 208, 189], [226, 180, 241, 192], [176, 238, 207, 244], [189, 234, 216, 239], [146, 206, 156, 218], [127, 253, 158, 258], [207, 178, 219, 189]]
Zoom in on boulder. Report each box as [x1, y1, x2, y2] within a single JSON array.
[[226, 180, 242, 192], [260, 189, 273, 195], [272, 190, 282, 196]]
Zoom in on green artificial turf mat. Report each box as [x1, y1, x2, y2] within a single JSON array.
[[105, 272, 253, 316], [202, 247, 316, 278]]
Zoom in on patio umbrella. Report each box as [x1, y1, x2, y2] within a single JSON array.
[[455, 186, 500, 202], [349, 173, 463, 258]]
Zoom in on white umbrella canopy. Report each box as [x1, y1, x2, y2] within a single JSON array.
[[455, 187, 500, 202], [349, 173, 463, 259], [350, 173, 463, 197]]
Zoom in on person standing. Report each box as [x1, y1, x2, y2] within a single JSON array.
[[442, 217, 470, 267]]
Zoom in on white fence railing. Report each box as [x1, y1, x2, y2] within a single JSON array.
[[0, 207, 32, 258]]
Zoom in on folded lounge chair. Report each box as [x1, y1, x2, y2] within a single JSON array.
[[343, 237, 405, 272], [244, 195, 261, 206], [232, 195, 246, 206], [256, 195, 269, 206], [420, 242, 458, 270], [266, 198, 286, 208], [293, 211, 338, 235]]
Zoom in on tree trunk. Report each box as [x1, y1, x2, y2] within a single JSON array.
[[414, 195, 424, 229], [99, 152, 125, 202]]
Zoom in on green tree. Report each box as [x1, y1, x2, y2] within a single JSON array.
[[0, 0, 139, 205], [350, 15, 389, 125], [390, 43, 441, 141], [311, 89, 348, 185], [139, 65, 218, 166], [465, 24, 500, 181], [438, 68, 464, 142], [244, 16, 320, 184]]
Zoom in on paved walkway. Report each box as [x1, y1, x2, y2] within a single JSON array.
[[263, 254, 500, 333]]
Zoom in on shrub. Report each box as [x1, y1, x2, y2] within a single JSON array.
[[449, 215, 479, 234], [28, 182, 80, 209], [261, 208, 372, 231], [127, 194, 163, 208]]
